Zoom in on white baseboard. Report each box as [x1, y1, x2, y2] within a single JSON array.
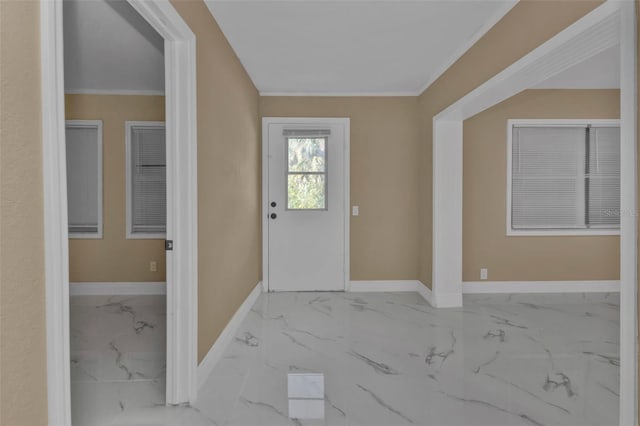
[[432, 292, 464, 308], [69, 282, 166, 296], [463, 280, 620, 294], [348, 280, 436, 307], [414, 281, 434, 306], [348, 280, 421, 292], [198, 282, 263, 389]]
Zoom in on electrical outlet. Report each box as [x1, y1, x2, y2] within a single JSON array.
[[150, 261, 157, 272], [480, 268, 488, 280]]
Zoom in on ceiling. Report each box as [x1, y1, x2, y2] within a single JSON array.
[[62, 0, 620, 95], [205, 0, 517, 95], [63, 0, 164, 94]]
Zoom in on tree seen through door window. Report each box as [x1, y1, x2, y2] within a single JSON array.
[[287, 137, 327, 210]]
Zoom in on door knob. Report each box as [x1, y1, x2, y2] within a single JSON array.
[[270, 213, 277, 219], [271, 202, 276, 207]]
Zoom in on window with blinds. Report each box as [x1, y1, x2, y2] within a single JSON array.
[[65, 121, 102, 238], [126, 122, 166, 238], [508, 120, 620, 235]]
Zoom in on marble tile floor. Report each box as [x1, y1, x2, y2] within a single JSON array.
[[70, 295, 167, 426], [70, 292, 620, 426]]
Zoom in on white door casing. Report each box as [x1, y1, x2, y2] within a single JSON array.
[[41, 0, 198, 423], [263, 118, 350, 292]]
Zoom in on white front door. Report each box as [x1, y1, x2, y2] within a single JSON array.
[[264, 118, 349, 292]]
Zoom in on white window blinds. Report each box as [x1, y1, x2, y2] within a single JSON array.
[[65, 121, 102, 237], [510, 123, 620, 232], [587, 127, 620, 227], [128, 123, 166, 236]]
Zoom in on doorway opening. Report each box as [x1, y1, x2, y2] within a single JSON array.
[[430, 2, 636, 424], [41, 0, 197, 424], [63, 4, 168, 420]]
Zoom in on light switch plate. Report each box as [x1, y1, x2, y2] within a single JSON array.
[[352, 206, 359, 216]]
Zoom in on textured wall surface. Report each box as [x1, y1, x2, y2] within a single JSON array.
[[66, 94, 166, 283], [0, 1, 49, 424], [171, 0, 261, 362], [260, 96, 420, 280], [463, 89, 620, 282]]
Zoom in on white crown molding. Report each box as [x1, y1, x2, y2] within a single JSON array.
[[65, 89, 165, 96], [209, 1, 517, 98], [70, 282, 167, 296], [463, 280, 621, 294], [198, 282, 263, 389], [415, 0, 518, 96]]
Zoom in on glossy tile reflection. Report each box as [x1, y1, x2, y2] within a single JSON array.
[[70, 295, 166, 426], [288, 373, 325, 420], [71, 292, 620, 426], [195, 292, 619, 426]]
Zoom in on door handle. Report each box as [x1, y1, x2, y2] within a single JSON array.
[[270, 213, 277, 219]]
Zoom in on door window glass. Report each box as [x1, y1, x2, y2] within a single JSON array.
[[286, 137, 327, 210]]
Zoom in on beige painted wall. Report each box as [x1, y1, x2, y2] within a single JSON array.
[[463, 89, 620, 282], [2, 0, 637, 424], [66, 94, 167, 283], [171, 0, 261, 362], [417, 0, 605, 288], [260, 97, 420, 280], [0, 1, 49, 425]]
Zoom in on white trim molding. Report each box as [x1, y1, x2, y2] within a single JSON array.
[[69, 282, 167, 296], [127, 0, 199, 405], [198, 282, 263, 389], [42, 0, 198, 420], [41, 0, 71, 424], [414, 281, 434, 306], [463, 280, 620, 294], [432, 120, 464, 309], [617, 1, 637, 423]]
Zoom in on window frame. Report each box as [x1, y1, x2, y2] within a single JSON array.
[[65, 120, 103, 239], [506, 119, 621, 237], [125, 120, 167, 240]]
